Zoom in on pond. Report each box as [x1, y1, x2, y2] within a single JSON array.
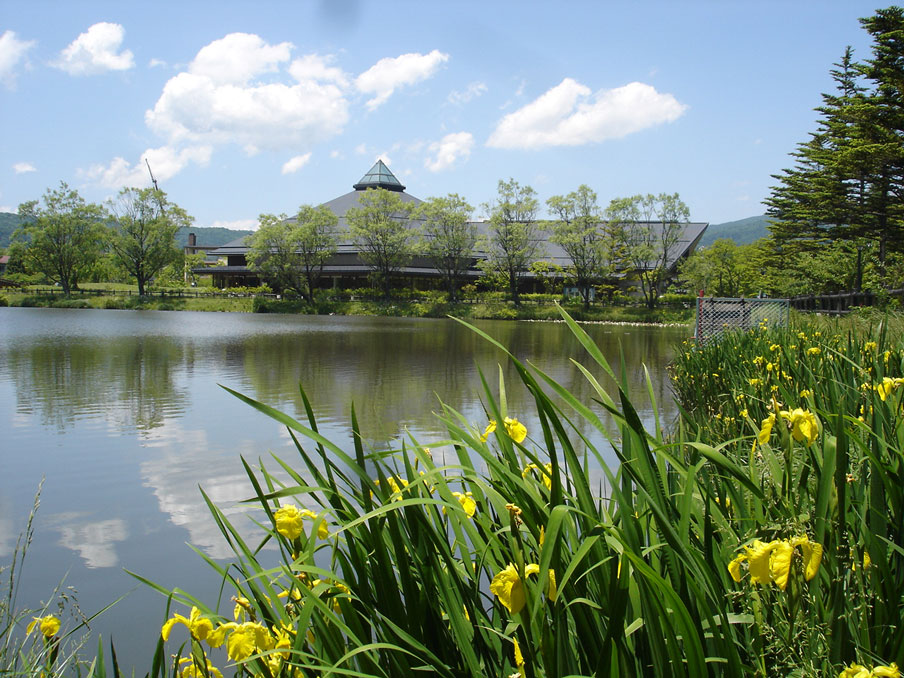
[[0, 307, 688, 671]]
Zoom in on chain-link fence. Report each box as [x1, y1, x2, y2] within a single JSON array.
[[695, 297, 789, 344]]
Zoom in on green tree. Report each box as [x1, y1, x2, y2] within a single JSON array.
[[607, 193, 690, 308], [767, 9, 904, 283], [13, 182, 106, 295], [547, 185, 612, 309], [108, 187, 191, 296], [247, 205, 340, 303], [346, 189, 416, 299], [678, 238, 766, 297], [482, 178, 542, 306], [415, 194, 476, 301]]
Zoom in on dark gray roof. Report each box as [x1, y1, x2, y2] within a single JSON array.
[[353, 159, 405, 192]]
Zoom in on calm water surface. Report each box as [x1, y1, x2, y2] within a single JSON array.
[[0, 307, 687, 669]]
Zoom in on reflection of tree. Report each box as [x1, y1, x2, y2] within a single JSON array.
[[4, 336, 187, 432], [236, 317, 685, 446]]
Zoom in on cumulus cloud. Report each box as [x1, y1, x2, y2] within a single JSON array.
[[355, 49, 448, 110], [54, 22, 134, 75], [13, 162, 36, 174], [425, 132, 474, 172], [81, 145, 212, 189], [282, 152, 312, 174], [448, 81, 487, 106], [145, 33, 350, 154], [487, 79, 686, 149], [0, 30, 36, 88], [189, 32, 291, 85]]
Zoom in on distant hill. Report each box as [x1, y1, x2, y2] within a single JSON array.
[[175, 226, 252, 248], [0, 212, 24, 249], [0, 212, 251, 250], [699, 215, 770, 247]]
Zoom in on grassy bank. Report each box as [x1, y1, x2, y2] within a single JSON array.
[[1, 289, 694, 323]]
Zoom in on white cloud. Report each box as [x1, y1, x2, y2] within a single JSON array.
[[210, 219, 258, 231], [282, 152, 312, 174], [145, 34, 349, 154], [0, 205, 13, 213], [54, 22, 134, 75], [81, 145, 212, 189], [13, 162, 36, 174], [487, 79, 687, 149], [425, 132, 474, 172], [189, 32, 291, 85], [0, 30, 36, 89], [355, 49, 448, 110], [148, 58, 167, 69], [448, 81, 487, 105], [354, 143, 368, 155]]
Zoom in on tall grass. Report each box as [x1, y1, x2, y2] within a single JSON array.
[[1, 484, 114, 678], [141, 308, 902, 678]]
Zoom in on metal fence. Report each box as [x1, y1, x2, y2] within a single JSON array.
[[695, 297, 789, 344]]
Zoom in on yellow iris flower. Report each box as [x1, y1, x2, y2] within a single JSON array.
[[178, 657, 223, 678], [522, 462, 553, 490], [490, 563, 556, 614], [161, 607, 215, 644], [274, 504, 329, 540], [480, 417, 527, 443], [876, 377, 904, 401], [728, 535, 822, 591], [504, 417, 528, 443], [219, 621, 274, 662], [27, 614, 60, 639], [839, 662, 900, 677], [451, 491, 477, 517], [779, 408, 819, 445]]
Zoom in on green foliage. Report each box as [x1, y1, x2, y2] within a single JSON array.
[[547, 185, 612, 308], [415, 194, 476, 301], [247, 206, 341, 303], [767, 10, 904, 276], [670, 320, 904, 674], [607, 192, 690, 309], [108, 187, 190, 296], [482, 179, 542, 306], [347, 189, 418, 299], [678, 238, 767, 297], [13, 182, 107, 295], [0, 294, 7, 306]]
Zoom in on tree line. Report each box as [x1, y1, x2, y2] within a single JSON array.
[[10, 182, 192, 296], [6, 179, 693, 308], [249, 180, 691, 309]]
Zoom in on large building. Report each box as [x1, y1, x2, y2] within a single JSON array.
[[202, 160, 708, 292]]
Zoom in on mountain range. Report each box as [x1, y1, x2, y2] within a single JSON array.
[[0, 212, 770, 251]]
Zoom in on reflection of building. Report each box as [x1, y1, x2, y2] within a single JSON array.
[[201, 160, 708, 291]]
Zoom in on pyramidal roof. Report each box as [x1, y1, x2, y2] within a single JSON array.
[[353, 159, 406, 192]]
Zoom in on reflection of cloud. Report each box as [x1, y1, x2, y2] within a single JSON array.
[[138, 420, 279, 559], [0, 505, 14, 558], [52, 513, 128, 568]]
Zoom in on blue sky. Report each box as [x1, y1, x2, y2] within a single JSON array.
[[0, 1, 885, 229]]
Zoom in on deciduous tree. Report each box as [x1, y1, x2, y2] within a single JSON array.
[[13, 182, 106, 295], [346, 189, 416, 299], [108, 187, 190, 296], [246, 204, 341, 303], [547, 185, 612, 309], [415, 194, 476, 301], [607, 193, 690, 308], [482, 178, 542, 306]]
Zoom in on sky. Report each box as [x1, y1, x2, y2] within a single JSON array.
[[0, 1, 888, 230]]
